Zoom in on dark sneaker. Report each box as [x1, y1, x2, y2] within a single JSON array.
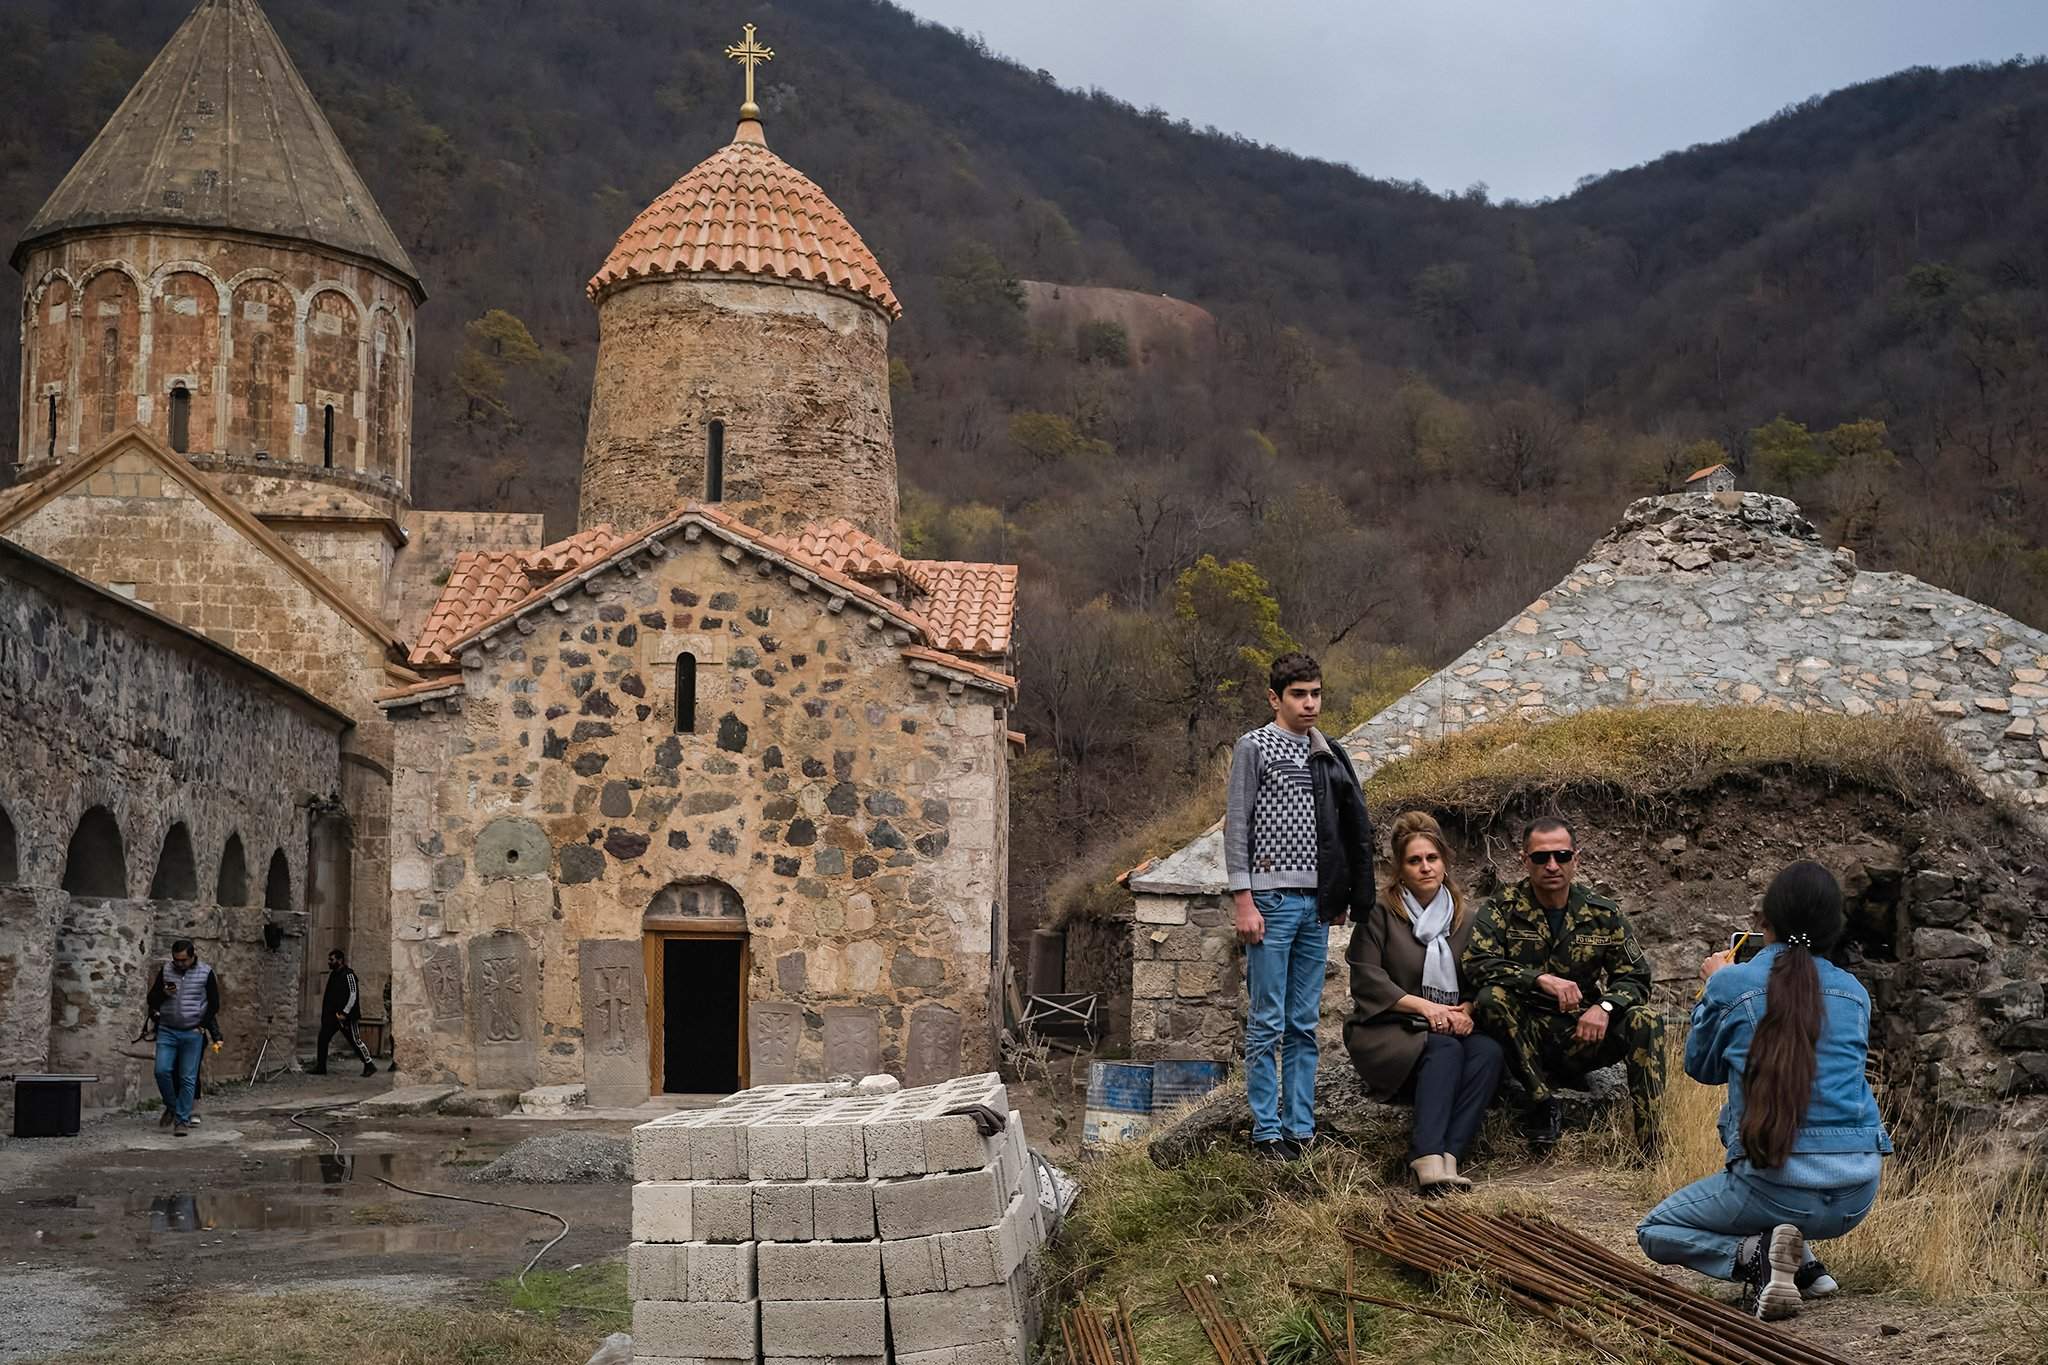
[[1520, 1098, 1562, 1149], [1796, 1260, 1839, 1299], [308, 1065, 328, 1076], [362, 1062, 377, 1077], [1252, 1139, 1293, 1162], [1738, 1224, 1806, 1320], [1283, 1134, 1317, 1158], [173, 1121, 190, 1137], [158, 1108, 175, 1129]]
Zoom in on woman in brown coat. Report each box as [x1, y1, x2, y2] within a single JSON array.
[[1343, 811, 1505, 1195]]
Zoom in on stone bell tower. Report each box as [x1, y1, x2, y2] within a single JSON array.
[[578, 25, 900, 544]]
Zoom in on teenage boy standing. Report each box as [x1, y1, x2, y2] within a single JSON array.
[[1224, 652, 1375, 1158]]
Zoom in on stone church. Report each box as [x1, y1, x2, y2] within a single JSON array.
[[0, 0, 1017, 1108]]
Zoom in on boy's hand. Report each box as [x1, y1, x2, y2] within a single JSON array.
[[1233, 892, 1265, 946]]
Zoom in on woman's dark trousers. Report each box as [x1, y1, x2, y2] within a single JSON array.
[[1408, 1032, 1506, 1160]]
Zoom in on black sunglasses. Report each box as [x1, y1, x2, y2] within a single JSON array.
[[1526, 849, 1577, 866]]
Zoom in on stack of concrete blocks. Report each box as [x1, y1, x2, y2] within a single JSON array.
[[629, 1073, 1046, 1365]]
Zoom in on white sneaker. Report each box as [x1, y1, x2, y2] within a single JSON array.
[[1797, 1260, 1839, 1299]]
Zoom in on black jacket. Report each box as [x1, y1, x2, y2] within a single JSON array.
[[1309, 735, 1376, 924], [323, 965, 362, 1020]]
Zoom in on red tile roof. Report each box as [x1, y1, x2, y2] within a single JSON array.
[[587, 120, 900, 318], [1685, 462, 1730, 483], [787, 517, 909, 581], [906, 560, 1016, 656], [410, 525, 623, 665]]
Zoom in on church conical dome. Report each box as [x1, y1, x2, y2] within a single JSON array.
[[587, 119, 899, 319], [10, 0, 420, 295]]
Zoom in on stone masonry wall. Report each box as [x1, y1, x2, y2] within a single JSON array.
[[579, 278, 897, 544], [15, 227, 414, 482], [386, 530, 1008, 1097]]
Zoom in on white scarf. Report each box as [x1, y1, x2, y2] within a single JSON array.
[[1402, 886, 1460, 1002]]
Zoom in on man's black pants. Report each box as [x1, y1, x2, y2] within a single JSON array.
[[318, 1014, 373, 1069]]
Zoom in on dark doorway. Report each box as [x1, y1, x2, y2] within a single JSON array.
[[660, 937, 741, 1094]]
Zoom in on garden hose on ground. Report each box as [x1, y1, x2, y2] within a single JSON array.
[[288, 1102, 570, 1286]]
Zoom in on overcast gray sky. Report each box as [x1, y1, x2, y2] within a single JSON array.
[[894, 0, 2048, 202]]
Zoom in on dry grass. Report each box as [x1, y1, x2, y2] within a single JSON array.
[[1366, 704, 1974, 820], [1645, 1040, 2048, 1301], [45, 1291, 603, 1365]]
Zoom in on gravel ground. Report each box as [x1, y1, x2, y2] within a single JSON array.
[[0, 1269, 120, 1363], [467, 1130, 630, 1184]]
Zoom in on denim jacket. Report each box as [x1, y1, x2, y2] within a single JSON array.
[[1686, 944, 1892, 1171]]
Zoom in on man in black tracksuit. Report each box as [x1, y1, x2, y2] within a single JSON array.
[[313, 949, 376, 1077]]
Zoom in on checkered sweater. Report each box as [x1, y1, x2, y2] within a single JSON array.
[[1224, 724, 1320, 893]]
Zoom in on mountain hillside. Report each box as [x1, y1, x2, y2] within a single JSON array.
[[4, 0, 2045, 931]]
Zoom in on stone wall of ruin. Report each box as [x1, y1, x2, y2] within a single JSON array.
[[579, 278, 896, 544], [386, 531, 1008, 1097], [15, 227, 414, 485]]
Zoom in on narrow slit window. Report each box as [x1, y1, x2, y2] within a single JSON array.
[[675, 652, 697, 733], [323, 404, 335, 468], [99, 327, 119, 436], [46, 394, 57, 459], [168, 385, 191, 453], [706, 420, 725, 502]]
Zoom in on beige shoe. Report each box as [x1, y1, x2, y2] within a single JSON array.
[[1441, 1154, 1474, 1190], [1409, 1154, 1448, 1195]]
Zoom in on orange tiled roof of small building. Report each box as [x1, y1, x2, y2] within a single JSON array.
[[587, 120, 900, 319], [905, 560, 1016, 656], [411, 525, 623, 666], [1685, 462, 1730, 483], [787, 517, 909, 581]]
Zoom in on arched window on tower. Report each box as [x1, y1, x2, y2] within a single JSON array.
[[706, 420, 725, 502], [46, 394, 57, 460], [323, 404, 335, 468], [168, 385, 191, 453], [99, 327, 119, 437], [675, 653, 698, 733]]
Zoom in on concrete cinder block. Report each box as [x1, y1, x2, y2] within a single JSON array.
[[863, 1117, 927, 1179], [692, 1182, 754, 1243], [689, 1120, 749, 1181], [766, 1359, 884, 1365], [752, 1181, 815, 1243], [748, 1120, 812, 1181], [634, 1121, 695, 1182], [633, 1181, 696, 1244], [758, 1299, 887, 1358], [632, 1299, 760, 1360], [887, 1284, 1021, 1355], [812, 1178, 878, 1241], [899, 1345, 1021, 1365], [629, 1241, 682, 1301], [756, 1239, 882, 1301], [880, 1232, 947, 1296], [685, 1240, 757, 1302], [938, 1227, 1002, 1288], [803, 1119, 867, 1179], [875, 1166, 1006, 1239], [921, 1113, 996, 1173]]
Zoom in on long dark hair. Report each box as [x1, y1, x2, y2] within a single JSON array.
[[1740, 861, 1845, 1169]]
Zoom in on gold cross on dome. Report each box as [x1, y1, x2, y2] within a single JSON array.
[[725, 24, 774, 119]]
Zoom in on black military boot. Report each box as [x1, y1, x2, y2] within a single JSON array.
[[1520, 1097, 1563, 1150]]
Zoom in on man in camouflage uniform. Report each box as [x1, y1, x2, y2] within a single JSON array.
[[1464, 817, 1664, 1152]]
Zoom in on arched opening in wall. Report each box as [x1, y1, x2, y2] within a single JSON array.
[[264, 849, 291, 912], [149, 822, 199, 900], [322, 405, 335, 468], [168, 385, 191, 453], [216, 832, 249, 906], [61, 806, 127, 898], [675, 653, 697, 733], [706, 420, 725, 501], [643, 879, 747, 1093], [98, 327, 120, 438], [46, 394, 57, 460], [0, 802, 18, 884], [301, 810, 354, 1034]]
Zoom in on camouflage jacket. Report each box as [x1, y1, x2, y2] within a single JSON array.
[[1462, 880, 1653, 1012]]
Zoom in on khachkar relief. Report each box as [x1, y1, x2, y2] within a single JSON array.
[[823, 1006, 880, 1078], [748, 1001, 804, 1084], [424, 943, 465, 1031], [469, 931, 538, 1088], [578, 939, 650, 1107], [906, 1004, 963, 1087]]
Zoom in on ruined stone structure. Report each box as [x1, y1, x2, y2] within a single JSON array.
[[1121, 491, 2048, 1127], [0, 537, 347, 1122]]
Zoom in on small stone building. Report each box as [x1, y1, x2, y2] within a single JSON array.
[[0, 537, 346, 1122], [1683, 462, 1737, 494]]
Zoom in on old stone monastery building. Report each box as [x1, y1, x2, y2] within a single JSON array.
[[0, 0, 1019, 1107]]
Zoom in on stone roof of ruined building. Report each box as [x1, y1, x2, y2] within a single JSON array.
[[586, 118, 899, 318], [1129, 490, 2048, 896], [394, 503, 1017, 699], [11, 0, 422, 295]]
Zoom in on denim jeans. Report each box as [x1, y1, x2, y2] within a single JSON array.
[[1636, 1165, 1881, 1279], [154, 1025, 204, 1124], [1244, 890, 1326, 1142]]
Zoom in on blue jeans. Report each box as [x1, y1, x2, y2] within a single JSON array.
[[154, 1026, 204, 1124], [1243, 890, 1326, 1142], [1637, 1166, 1880, 1279]]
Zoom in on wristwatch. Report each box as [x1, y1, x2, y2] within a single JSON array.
[[1596, 999, 1615, 1014]]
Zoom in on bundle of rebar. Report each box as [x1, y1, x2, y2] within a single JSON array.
[[1181, 1276, 1269, 1365], [1353, 1204, 1864, 1365], [1062, 1297, 1142, 1365]]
